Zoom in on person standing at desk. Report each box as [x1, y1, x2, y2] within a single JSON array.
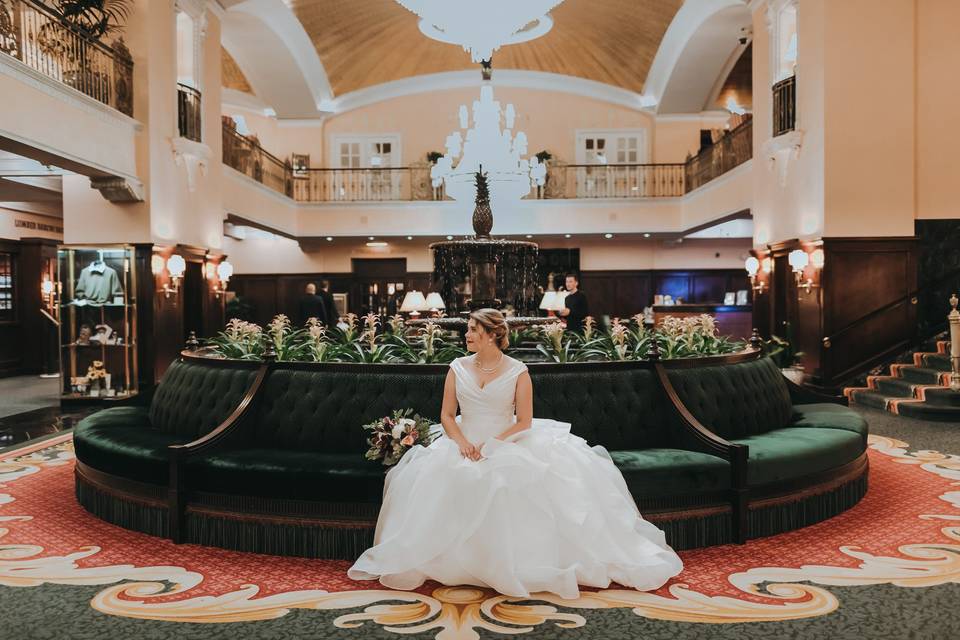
[[558, 273, 589, 334], [298, 283, 327, 326]]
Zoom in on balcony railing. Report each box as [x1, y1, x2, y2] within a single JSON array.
[[684, 115, 753, 193], [291, 167, 440, 202], [222, 119, 291, 197], [772, 75, 796, 137], [0, 0, 133, 116], [223, 115, 754, 203], [177, 83, 201, 142]]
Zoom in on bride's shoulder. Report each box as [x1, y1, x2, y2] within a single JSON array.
[[504, 354, 528, 373]]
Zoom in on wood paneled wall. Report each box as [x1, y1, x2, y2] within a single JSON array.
[[755, 237, 919, 390], [231, 268, 750, 327]]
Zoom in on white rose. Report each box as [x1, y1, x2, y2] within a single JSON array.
[[401, 418, 416, 429], [391, 423, 405, 439]]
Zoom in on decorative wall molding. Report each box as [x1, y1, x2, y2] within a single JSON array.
[[171, 137, 212, 192], [89, 176, 145, 203], [761, 130, 803, 187]]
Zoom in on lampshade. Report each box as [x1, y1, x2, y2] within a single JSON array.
[[424, 292, 446, 309], [744, 256, 760, 276], [166, 254, 186, 278], [400, 290, 427, 312], [810, 248, 825, 269], [788, 249, 809, 273], [539, 291, 558, 310], [41, 279, 54, 295], [761, 257, 773, 274], [217, 260, 234, 281]]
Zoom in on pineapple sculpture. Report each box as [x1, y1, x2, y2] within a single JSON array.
[[472, 167, 493, 238]]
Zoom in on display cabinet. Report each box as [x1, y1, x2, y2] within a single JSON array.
[[58, 245, 138, 401]]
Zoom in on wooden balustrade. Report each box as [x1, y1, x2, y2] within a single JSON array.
[[0, 0, 133, 116]]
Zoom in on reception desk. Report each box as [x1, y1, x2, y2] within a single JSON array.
[[653, 304, 753, 340]]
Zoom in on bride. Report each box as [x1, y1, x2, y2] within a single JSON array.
[[348, 308, 683, 599]]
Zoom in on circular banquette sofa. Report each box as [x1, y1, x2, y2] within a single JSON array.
[[73, 346, 869, 559]]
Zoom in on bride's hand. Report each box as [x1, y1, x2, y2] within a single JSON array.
[[456, 439, 482, 461]]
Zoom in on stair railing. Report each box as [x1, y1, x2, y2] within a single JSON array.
[[949, 294, 960, 391]]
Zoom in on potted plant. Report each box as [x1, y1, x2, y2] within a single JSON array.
[[765, 322, 805, 383]]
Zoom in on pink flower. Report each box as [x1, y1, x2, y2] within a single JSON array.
[[401, 434, 415, 446]]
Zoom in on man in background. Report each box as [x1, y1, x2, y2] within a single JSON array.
[[558, 273, 588, 334], [298, 283, 327, 325], [319, 280, 338, 325]]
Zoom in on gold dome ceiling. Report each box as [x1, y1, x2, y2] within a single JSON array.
[[285, 0, 684, 96]]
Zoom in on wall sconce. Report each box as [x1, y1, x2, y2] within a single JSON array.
[[789, 248, 821, 294], [213, 260, 233, 298], [744, 256, 766, 294], [162, 254, 186, 298]]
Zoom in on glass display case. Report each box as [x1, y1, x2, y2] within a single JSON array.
[[58, 245, 138, 401]]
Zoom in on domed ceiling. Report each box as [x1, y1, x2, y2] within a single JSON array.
[[284, 0, 684, 96]]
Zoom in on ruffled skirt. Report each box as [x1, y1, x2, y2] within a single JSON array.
[[347, 419, 683, 599]]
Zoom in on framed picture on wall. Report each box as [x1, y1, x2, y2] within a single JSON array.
[[333, 293, 348, 317]]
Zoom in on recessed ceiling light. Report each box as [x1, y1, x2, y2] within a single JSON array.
[[407, 235, 413, 240], [366, 241, 388, 247], [643, 233, 651, 238], [564, 234, 571, 238], [326, 236, 333, 241], [446, 235, 453, 240], [368, 236, 375, 240], [604, 233, 613, 239], [526, 234, 533, 239]]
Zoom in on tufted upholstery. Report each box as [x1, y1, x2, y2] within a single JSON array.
[[251, 369, 446, 452], [531, 369, 672, 449], [149, 360, 259, 439], [666, 357, 794, 440]]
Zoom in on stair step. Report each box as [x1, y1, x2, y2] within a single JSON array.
[[892, 365, 947, 385], [848, 389, 892, 411], [894, 400, 960, 422], [920, 353, 952, 372], [916, 387, 960, 407], [870, 376, 917, 398]]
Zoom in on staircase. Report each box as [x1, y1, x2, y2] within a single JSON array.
[[845, 340, 960, 422]]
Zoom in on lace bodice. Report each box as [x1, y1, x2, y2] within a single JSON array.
[[450, 356, 527, 444]]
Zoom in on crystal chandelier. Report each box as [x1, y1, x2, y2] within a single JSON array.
[[395, 0, 565, 63], [430, 84, 547, 217]]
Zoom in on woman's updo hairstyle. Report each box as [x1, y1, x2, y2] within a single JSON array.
[[469, 308, 510, 351]]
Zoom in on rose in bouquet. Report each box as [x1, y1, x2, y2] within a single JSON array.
[[363, 408, 436, 466]]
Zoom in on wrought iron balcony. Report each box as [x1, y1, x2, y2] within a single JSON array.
[[0, 0, 133, 116], [177, 83, 202, 142], [772, 75, 796, 137]]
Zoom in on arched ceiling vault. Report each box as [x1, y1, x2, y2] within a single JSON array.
[[220, 0, 751, 118]]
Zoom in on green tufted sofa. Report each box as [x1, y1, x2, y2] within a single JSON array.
[[73, 349, 869, 559]]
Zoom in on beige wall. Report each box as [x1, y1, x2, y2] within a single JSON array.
[[59, 2, 226, 250], [224, 235, 750, 275], [916, 0, 960, 220]]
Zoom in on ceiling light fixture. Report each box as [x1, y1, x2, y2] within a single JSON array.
[[326, 236, 333, 241], [366, 241, 388, 248], [395, 0, 564, 62], [604, 233, 613, 239], [430, 84, 546, 218], [643, 233, 651, 238]]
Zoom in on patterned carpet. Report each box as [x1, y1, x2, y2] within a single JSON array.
[[1, 433, 959, 640]]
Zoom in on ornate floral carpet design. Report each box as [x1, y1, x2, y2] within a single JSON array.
[[2, 434, 960, 639]]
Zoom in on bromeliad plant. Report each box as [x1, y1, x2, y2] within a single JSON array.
[[207, 311, 745, 364], [208, 318, 265, 360]]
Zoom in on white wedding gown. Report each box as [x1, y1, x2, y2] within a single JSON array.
[[347, 355, 683, 599]]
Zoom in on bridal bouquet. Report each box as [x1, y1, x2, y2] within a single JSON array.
[[363, 408, 436, 466]]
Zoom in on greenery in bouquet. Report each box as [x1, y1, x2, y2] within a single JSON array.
[[363, 408, 437, 466]]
